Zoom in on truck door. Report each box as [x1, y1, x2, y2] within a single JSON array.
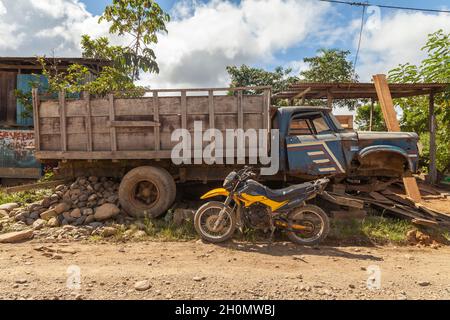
[[285, 111, 346, 176]]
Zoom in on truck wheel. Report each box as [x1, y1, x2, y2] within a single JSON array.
[[119, 166, 176, 218]]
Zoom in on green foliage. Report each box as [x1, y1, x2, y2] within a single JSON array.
[[99, 0, 170, 81], [388, 29, 450, 173], [0, 189, 53, 207], [300, 49, 356, 83], [300, 49, 358, 109], [226, 65, 298, 94], [354, 102, 386, 131]]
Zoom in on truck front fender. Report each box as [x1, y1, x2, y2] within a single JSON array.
[[200, 188, 230, 200], [358, 145, 415, 172]]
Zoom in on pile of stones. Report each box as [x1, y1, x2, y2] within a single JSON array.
[[0, 177, 139, 242]]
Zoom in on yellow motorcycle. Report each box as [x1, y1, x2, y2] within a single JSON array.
[[194, 166, 330, 245]]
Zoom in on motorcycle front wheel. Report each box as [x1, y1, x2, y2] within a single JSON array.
[[194, 201, 236, 243], [285, 204, 330, 246]]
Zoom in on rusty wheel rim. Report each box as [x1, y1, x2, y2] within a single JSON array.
[[132, 180, 160, 209]]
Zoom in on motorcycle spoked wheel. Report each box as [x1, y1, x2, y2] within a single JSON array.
[[285, 204, 330, 246], [194, 201, 236, 243]]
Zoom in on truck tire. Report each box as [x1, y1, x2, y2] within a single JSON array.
[[119, 166, 176, 218]]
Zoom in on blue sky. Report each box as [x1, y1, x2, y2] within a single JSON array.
[[79, 0, 450, 78]]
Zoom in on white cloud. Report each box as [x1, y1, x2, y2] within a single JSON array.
[[0, 0, 109, 55], [355, 11, 450, 81], [139, 0, 331, 88]]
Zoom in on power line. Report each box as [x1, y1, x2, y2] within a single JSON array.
[[318, 0, 450, 14], [353, 4, 366, 78]]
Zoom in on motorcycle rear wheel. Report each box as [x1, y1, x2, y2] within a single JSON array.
[[286, 205, 330, 246], [194, 201, 236, 243]]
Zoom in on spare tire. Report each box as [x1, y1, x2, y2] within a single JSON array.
[[119, 166, 176, 218]]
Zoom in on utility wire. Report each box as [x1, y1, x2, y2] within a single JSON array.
[[353, 4, 366, 79], [318, 0, 450, 14]]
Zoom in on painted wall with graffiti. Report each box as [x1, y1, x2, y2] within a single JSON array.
[[0, 129, 41, 170]]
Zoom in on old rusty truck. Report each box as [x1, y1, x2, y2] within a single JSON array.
[[31, 86, 419, 218]]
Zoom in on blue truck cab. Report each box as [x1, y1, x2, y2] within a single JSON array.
[[275, 106, 419, 181]]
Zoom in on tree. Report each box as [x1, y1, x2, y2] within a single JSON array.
[[226, 65, 298, 95], [300, 49, 358, 109], [300, 49, 356, 83], [388, 29, 450, 173], [100, 0, 170, 81], [354, 102, 386, 131]]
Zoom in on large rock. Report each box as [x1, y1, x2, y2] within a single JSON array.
[[0, 203, 19, 212], [94, 204, 120, 221], [40, 209, 58, 221], [70, 208, 82, 218], [173, 208, 195, 226], [32, 219, 47, 230], [54, 202, 71, 214], [47, 217, 60, 228], [0, 229, 34, 243]]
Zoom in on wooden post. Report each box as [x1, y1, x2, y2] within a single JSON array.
[[237, 90, 243, 129], [369, 98, 374, 131], [373, 74, 421, 203], [208, 90, 214, 129], [181, 90, 187, 130], [31, 88, 40, 151], [153, 91, 160, 152], [429, 92, 437, 184], [327, 90, 333, 109], [108, 94, 117, 152], [84, 92, 93, 152], [58, 90, 67, 152]]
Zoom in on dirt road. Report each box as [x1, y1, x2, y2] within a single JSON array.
[[0, 240, 449, 300]]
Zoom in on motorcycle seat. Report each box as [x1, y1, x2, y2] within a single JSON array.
[[246, 180, 314, 202]]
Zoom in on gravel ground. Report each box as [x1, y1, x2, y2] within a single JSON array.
[[0, 240, 449, 300]]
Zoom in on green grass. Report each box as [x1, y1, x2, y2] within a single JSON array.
[[329, 216, 415, 245], [0, 189, 53, 206]]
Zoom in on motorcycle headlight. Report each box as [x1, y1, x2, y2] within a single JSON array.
[[223, 171, 237, 189]]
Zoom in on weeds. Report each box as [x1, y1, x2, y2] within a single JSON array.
[[329, 216, 415, 245], [0, 189, 53, 206]]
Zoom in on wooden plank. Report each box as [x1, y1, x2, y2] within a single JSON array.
[[32, 88, 40, 151], [373, 74, 400, 131], [35, 150, 172, 160], [108, 94, 117, 152], [237, 90, 243, 129], [373, 74, 421, 203], [2, 179, 66, 194], [369, 191, 393, 204], [153, 91, 160, 152], [208, 89, 214, 129], [0, 167, 41, 179], [58, 91, 67, 151], [84, 92, 92, 152], [181, 90, 187, 130], [320, 191, 364, 209], [107, 120, 160, 127]]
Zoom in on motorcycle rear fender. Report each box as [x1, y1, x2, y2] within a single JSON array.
[[200, 188, 230, 200]]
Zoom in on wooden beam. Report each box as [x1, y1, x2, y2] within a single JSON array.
[[107, 121, 160, 127], [327, 90, 333, 109], [208, 89, 214, 129], [429, 92, 437, 184], [293, 87, 311, 100], [153, 91, 160, 152], [237, 90, 243, 129], [373, 74, 422, 203]]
